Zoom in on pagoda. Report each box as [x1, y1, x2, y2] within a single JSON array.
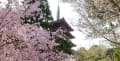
[[51, 1, 74, 38], [50, 1, 75, 54]]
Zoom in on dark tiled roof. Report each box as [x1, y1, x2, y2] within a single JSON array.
[[64, 32, 74, 38], [52, 18, 73, 31], [51, 18, 74, 38]]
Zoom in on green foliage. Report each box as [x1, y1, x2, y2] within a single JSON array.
[[55, 38, 75, 54], [113, 48, 120, 61], [74, 45, 120, 61], [100, 56, 112, 61], [74, 45, 115, 61], [106, 48, 120, 61]]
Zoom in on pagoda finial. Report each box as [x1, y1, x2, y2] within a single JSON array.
[[57, 0, 60, 20]]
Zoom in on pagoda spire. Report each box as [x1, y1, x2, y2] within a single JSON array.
[[57, 0, 60, 20]]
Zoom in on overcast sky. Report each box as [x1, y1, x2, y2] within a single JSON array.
[[48, 0, 112, 50]]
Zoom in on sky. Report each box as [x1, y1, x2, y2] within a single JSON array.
[[48, 0, 111, 50], [0, 0, 111, 50]]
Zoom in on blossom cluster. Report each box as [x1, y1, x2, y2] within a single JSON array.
[[0, 0, 66, 61]]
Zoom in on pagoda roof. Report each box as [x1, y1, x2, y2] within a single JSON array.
[[51, 17, 74, 38], [52, 18, 73, 31], [64, 32, 74, 38]]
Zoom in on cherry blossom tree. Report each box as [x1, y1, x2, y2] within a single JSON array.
[[0, 0, 66, 61]]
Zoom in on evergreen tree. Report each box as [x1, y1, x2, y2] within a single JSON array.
[[55, 37, 75, 54], [22, 0, 53, 30]]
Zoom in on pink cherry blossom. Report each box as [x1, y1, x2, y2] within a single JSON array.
[[0, 0, 67, 61]]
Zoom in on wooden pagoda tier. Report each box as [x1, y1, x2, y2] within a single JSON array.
[[51, 18, 74, 38]]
